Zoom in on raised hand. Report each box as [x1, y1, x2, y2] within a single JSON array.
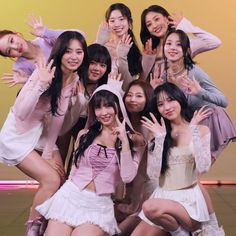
[[1, 69, 28, 87], [150, 72, 164, 89], [143, 38, 157, 55], [27, 15, 45, 37], [141, 113, 166, 137], [168, 12, 183, 29], [117, 34, 133, 58], [112, 115, 128, 142], [76, 79, 85, 95], [108, 72, 121, 81], [36, 58, 55, 85], [190, 106, 212, 125], [181, 75, 202, 95]]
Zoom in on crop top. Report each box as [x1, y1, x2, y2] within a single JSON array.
[[69, 143, 144, 195], [147, 125, 211, 190]]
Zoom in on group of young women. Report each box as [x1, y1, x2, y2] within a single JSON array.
[[0, 3, 235, 236]]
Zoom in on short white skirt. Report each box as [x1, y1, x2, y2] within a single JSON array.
[[36, 180, 120, 236], [139, 184, 209, 227], [0, 112, 43, 166]]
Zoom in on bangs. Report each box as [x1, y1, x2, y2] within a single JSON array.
[[90, 53, 108, 65], [91, 90, 118, 111]]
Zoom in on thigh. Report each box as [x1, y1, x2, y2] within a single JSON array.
[[131, 220, 167, 236], [144, 199, 199, 230], [72, 224, 107, 236], [119, 215, 141, 236], [45, 219, 73, 236], [17, 150, 58, 183]]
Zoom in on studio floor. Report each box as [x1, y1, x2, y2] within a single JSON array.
[[0, 184, 235, 236]]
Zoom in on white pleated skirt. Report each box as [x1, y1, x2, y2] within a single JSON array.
[[139, 184, 209, 227], [0, 112, 43, 166], [36, 180, 120, 235]]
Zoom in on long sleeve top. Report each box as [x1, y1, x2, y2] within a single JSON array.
[[12, 69, 79, 158], [147, 125, 211, 190], [96, 26, 138, 91], [142, 17, 221, 80], [187, 65, 228, 109], [69, 142, 145, 195], [13, 28, 85, 77]]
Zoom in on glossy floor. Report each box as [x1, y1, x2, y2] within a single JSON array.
[[0, 185, 235, 235]]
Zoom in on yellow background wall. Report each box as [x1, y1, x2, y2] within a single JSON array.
[[0, 0, 235, 181]]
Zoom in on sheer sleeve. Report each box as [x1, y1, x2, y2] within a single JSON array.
[[147, 133, 165, 180], [141, 54, 156, 80], [190, 125, 211, 174], [120, 133, 146, 183], [116, 43, 137, 91], [95, 25, 111, 45]]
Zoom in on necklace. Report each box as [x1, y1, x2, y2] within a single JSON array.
[[171, 66, 186, 77]]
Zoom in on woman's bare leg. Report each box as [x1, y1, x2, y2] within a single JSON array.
[[142, 199, 200, 232], [118, 215, 141, 236], [17, 150, 62, 220], [71, 224, 107, 236], [131, 220, 167, 236], [46, 219, 73, 236]]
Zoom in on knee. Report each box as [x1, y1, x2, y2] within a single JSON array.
[[142, 200, 163, 220], [41, 172, 61, 192]]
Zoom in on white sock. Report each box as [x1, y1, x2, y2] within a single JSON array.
[[209, 213, 219, 227], [170, 226, 189, 236], [203, 212, 219, 228]]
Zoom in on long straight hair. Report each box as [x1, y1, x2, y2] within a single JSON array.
[[74, 89, 134, 166], [151, 82, 193, 175], [140, 5, 171, 49], [105, 3, 142, 76], [43, 31, 88, 116]]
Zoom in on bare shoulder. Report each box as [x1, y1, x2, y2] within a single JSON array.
[[197, 124, 210, 137]]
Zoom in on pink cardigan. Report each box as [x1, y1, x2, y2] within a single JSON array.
[[12, 69, 80, 158]]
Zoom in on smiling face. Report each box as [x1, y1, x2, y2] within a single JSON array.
[[157, 91, 181, 121], [108, 9, 129, 38], [95, 99, 117, 127], [145, 11, 169, 38], [0, 33, 28, 58], [61, 39, 84, 73], [88, 60, 107, 82], [164, 33, 184, 63], [125, 85, 146, 113]]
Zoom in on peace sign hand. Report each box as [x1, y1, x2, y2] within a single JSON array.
[[141, 113, 166, 137], [112, 115, 128, 141]]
